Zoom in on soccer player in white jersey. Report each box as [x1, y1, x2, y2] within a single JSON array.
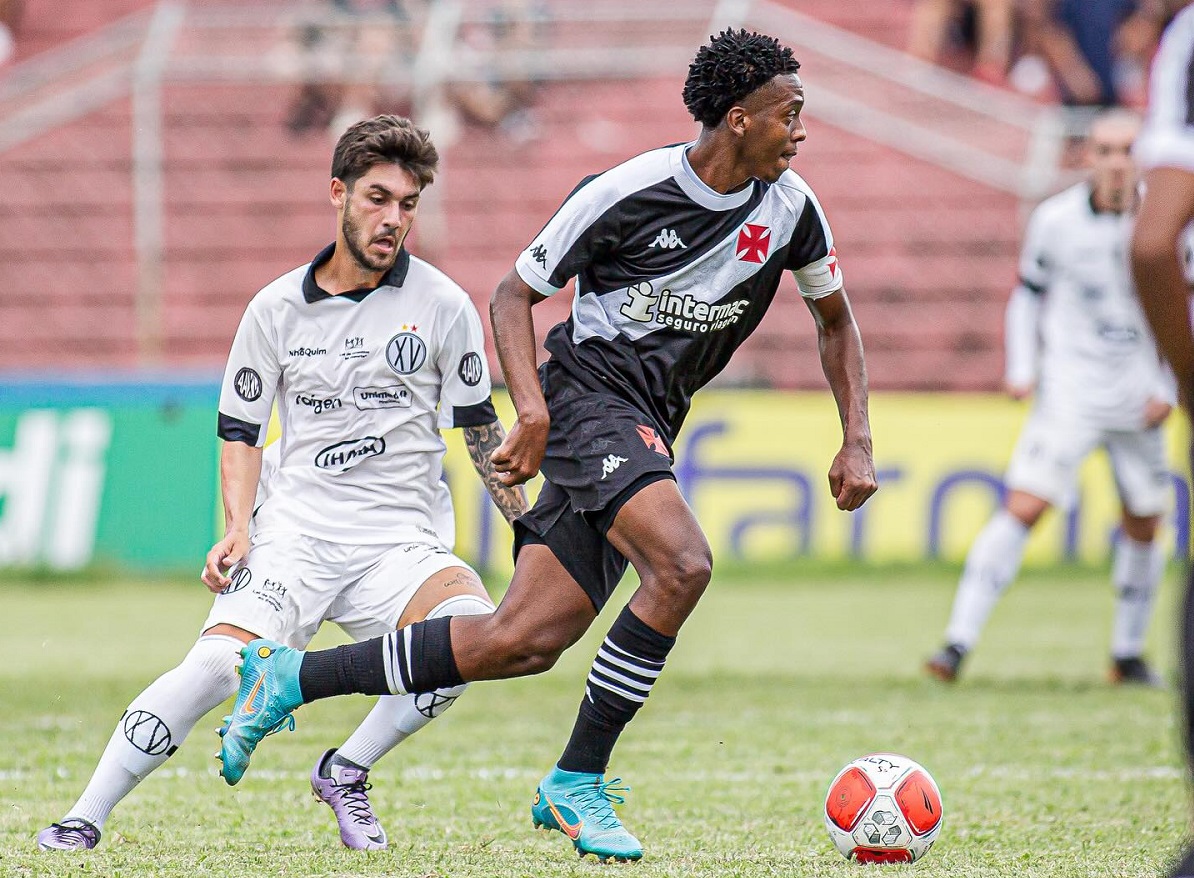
[[216, 30, 877, 862], [35, 115, 526, 852], [926, 110, 1181, 686], [1131, 2, 1194, 874]]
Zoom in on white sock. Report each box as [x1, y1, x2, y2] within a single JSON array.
[[944, 510, 1031, 651], [64, 635, 242, 829], [335, 594, 493, 770], [1110, 535, 1165, 659]]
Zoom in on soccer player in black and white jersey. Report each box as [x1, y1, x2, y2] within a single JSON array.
[[1131, 2, 1194, 874], [35, 116, 527, 853], [925, 110, 1187, 686], [218, 30, 877, 861]]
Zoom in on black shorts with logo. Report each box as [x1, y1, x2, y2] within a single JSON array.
[[513, 375, 676, 612]]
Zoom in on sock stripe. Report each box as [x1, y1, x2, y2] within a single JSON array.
[[601, 639, 665, 668], [589, 665, 652, 694], [596, 644, 663, 679], [587, 672, 649, 703], [382, 632, 397, 694]]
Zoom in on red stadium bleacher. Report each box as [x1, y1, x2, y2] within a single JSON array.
[[0, 1, 1021, 389]]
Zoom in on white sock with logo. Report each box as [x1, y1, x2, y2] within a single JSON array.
[[334, 594, 492, 770], [1110, 535, 1165, 660], [63, 635, 242, 829], [944, 510, 1031, 651]]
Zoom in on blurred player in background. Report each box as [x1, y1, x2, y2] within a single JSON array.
[[1130, 1, 1194, 874], [36, 115, 526, 852], [216, 29, 877, 862], [926, 110, 1180, 686]]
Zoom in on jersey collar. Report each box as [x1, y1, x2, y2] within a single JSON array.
[[672, 143, 756, 211], [302, 242, 411, 303]]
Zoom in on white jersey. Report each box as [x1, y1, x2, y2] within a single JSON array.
[[1136, 5, 1194, 175], [1009, 183, 1174, 428], [217, 244, 496, 545]]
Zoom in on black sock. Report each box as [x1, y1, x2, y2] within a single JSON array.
[[298, 617, 464, 699], [299, 639, 390, 700], [558, 606, 675, 775]]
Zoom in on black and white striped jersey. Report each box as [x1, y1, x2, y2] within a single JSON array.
[[1136, 5, 1194, 173], [514, 142, 843, 441]]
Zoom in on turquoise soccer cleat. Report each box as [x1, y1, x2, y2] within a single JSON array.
[[531, 767, 643, 862], [217, 639, 303, 785]]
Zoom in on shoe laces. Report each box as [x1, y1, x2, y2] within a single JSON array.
[[49, 820, 98, 846], [262, 713, 296, 737], [571, 777, 630, 831], [333, 778, 377, 825]]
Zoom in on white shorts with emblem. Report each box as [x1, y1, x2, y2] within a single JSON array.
[[201, 531, 477, 648], [1005, 409, 1170, 516]]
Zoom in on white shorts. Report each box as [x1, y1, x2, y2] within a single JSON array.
[[201, 531, 476, 648], [1004, 410, 1170, 516]]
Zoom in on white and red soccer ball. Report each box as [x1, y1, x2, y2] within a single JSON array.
[[824, 753, 943, 864]]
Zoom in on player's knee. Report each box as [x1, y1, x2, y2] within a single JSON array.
[[186, 634, 245, 699], [649, 546, 713, 603], [488, 625, 568, 676]]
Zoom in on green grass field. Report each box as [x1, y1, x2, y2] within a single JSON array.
[[0, 561, 1189, 877]]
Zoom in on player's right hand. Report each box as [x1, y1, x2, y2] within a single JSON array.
[[201, 530, 250, 593], [490, 412, 549, 487]]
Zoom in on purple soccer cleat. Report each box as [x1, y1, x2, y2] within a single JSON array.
[[37, 818, 100, 851], [311, 749, 388, 850]]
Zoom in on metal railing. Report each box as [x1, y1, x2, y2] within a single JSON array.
[[0, 0, 1075, 362]]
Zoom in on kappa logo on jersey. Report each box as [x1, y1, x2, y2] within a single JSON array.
[[636, 424, 668, 456], [386, 332, 427, 375], [354, 384, 412, 409], [458, 352, 484, 387], [315, 436, 386, 471], [234, 367, 262, 402], [650, 228, 687, 249], [736, 223, 771, 263], [294, 393, 342, 415], [529, 244, 548, 267], [600, 454, 628, 479]]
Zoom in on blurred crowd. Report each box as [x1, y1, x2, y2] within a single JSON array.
[[273, 0, 549, 144], [907, 0, 1172, 109]]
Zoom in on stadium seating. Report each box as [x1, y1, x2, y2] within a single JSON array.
[[0, 0, 1019, 389]]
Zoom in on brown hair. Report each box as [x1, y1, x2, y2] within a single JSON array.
[[330, 115, 439, 190]]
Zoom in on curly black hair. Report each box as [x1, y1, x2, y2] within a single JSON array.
[[682, 29, 801, 128]]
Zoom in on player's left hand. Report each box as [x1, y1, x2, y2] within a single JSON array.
[[201, 529, 250, 593], [828, 441, 878, 511], [1144, 397, 1173, 428]]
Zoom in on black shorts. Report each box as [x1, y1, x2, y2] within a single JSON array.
[[513, 382, 676, 611]]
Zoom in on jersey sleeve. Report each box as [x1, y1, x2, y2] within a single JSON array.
[[514, 174, 620, 296], [1135, 9, 1194, 174], [1016, 204, 1054, 296], [784, 180, 844, 300], [436, 299, 498, 429], [216, 298, 280, 447]]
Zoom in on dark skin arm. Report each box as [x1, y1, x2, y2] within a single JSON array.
[[462, 418, 529, 526], [806, 288, 878, 511], [1132, 166, 1194, 409], [489, 268, 550, 486]]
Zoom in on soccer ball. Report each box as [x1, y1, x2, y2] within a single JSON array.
[[824, 753, 943, 864]]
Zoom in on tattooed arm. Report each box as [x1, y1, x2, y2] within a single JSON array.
[[463, 419, 529, 527]]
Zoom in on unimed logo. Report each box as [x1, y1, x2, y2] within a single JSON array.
[[315, 436, 385, 471]]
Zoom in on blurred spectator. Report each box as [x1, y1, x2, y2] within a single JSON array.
[[907, 0, 1016, 85], [0, 0, 22, 68], [443, 0, 550, 144], [1016, 0, 1158, 107], [275, 0, 419, 138]]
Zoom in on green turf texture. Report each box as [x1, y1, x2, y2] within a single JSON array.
[[0, 561, 1188, 877]]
